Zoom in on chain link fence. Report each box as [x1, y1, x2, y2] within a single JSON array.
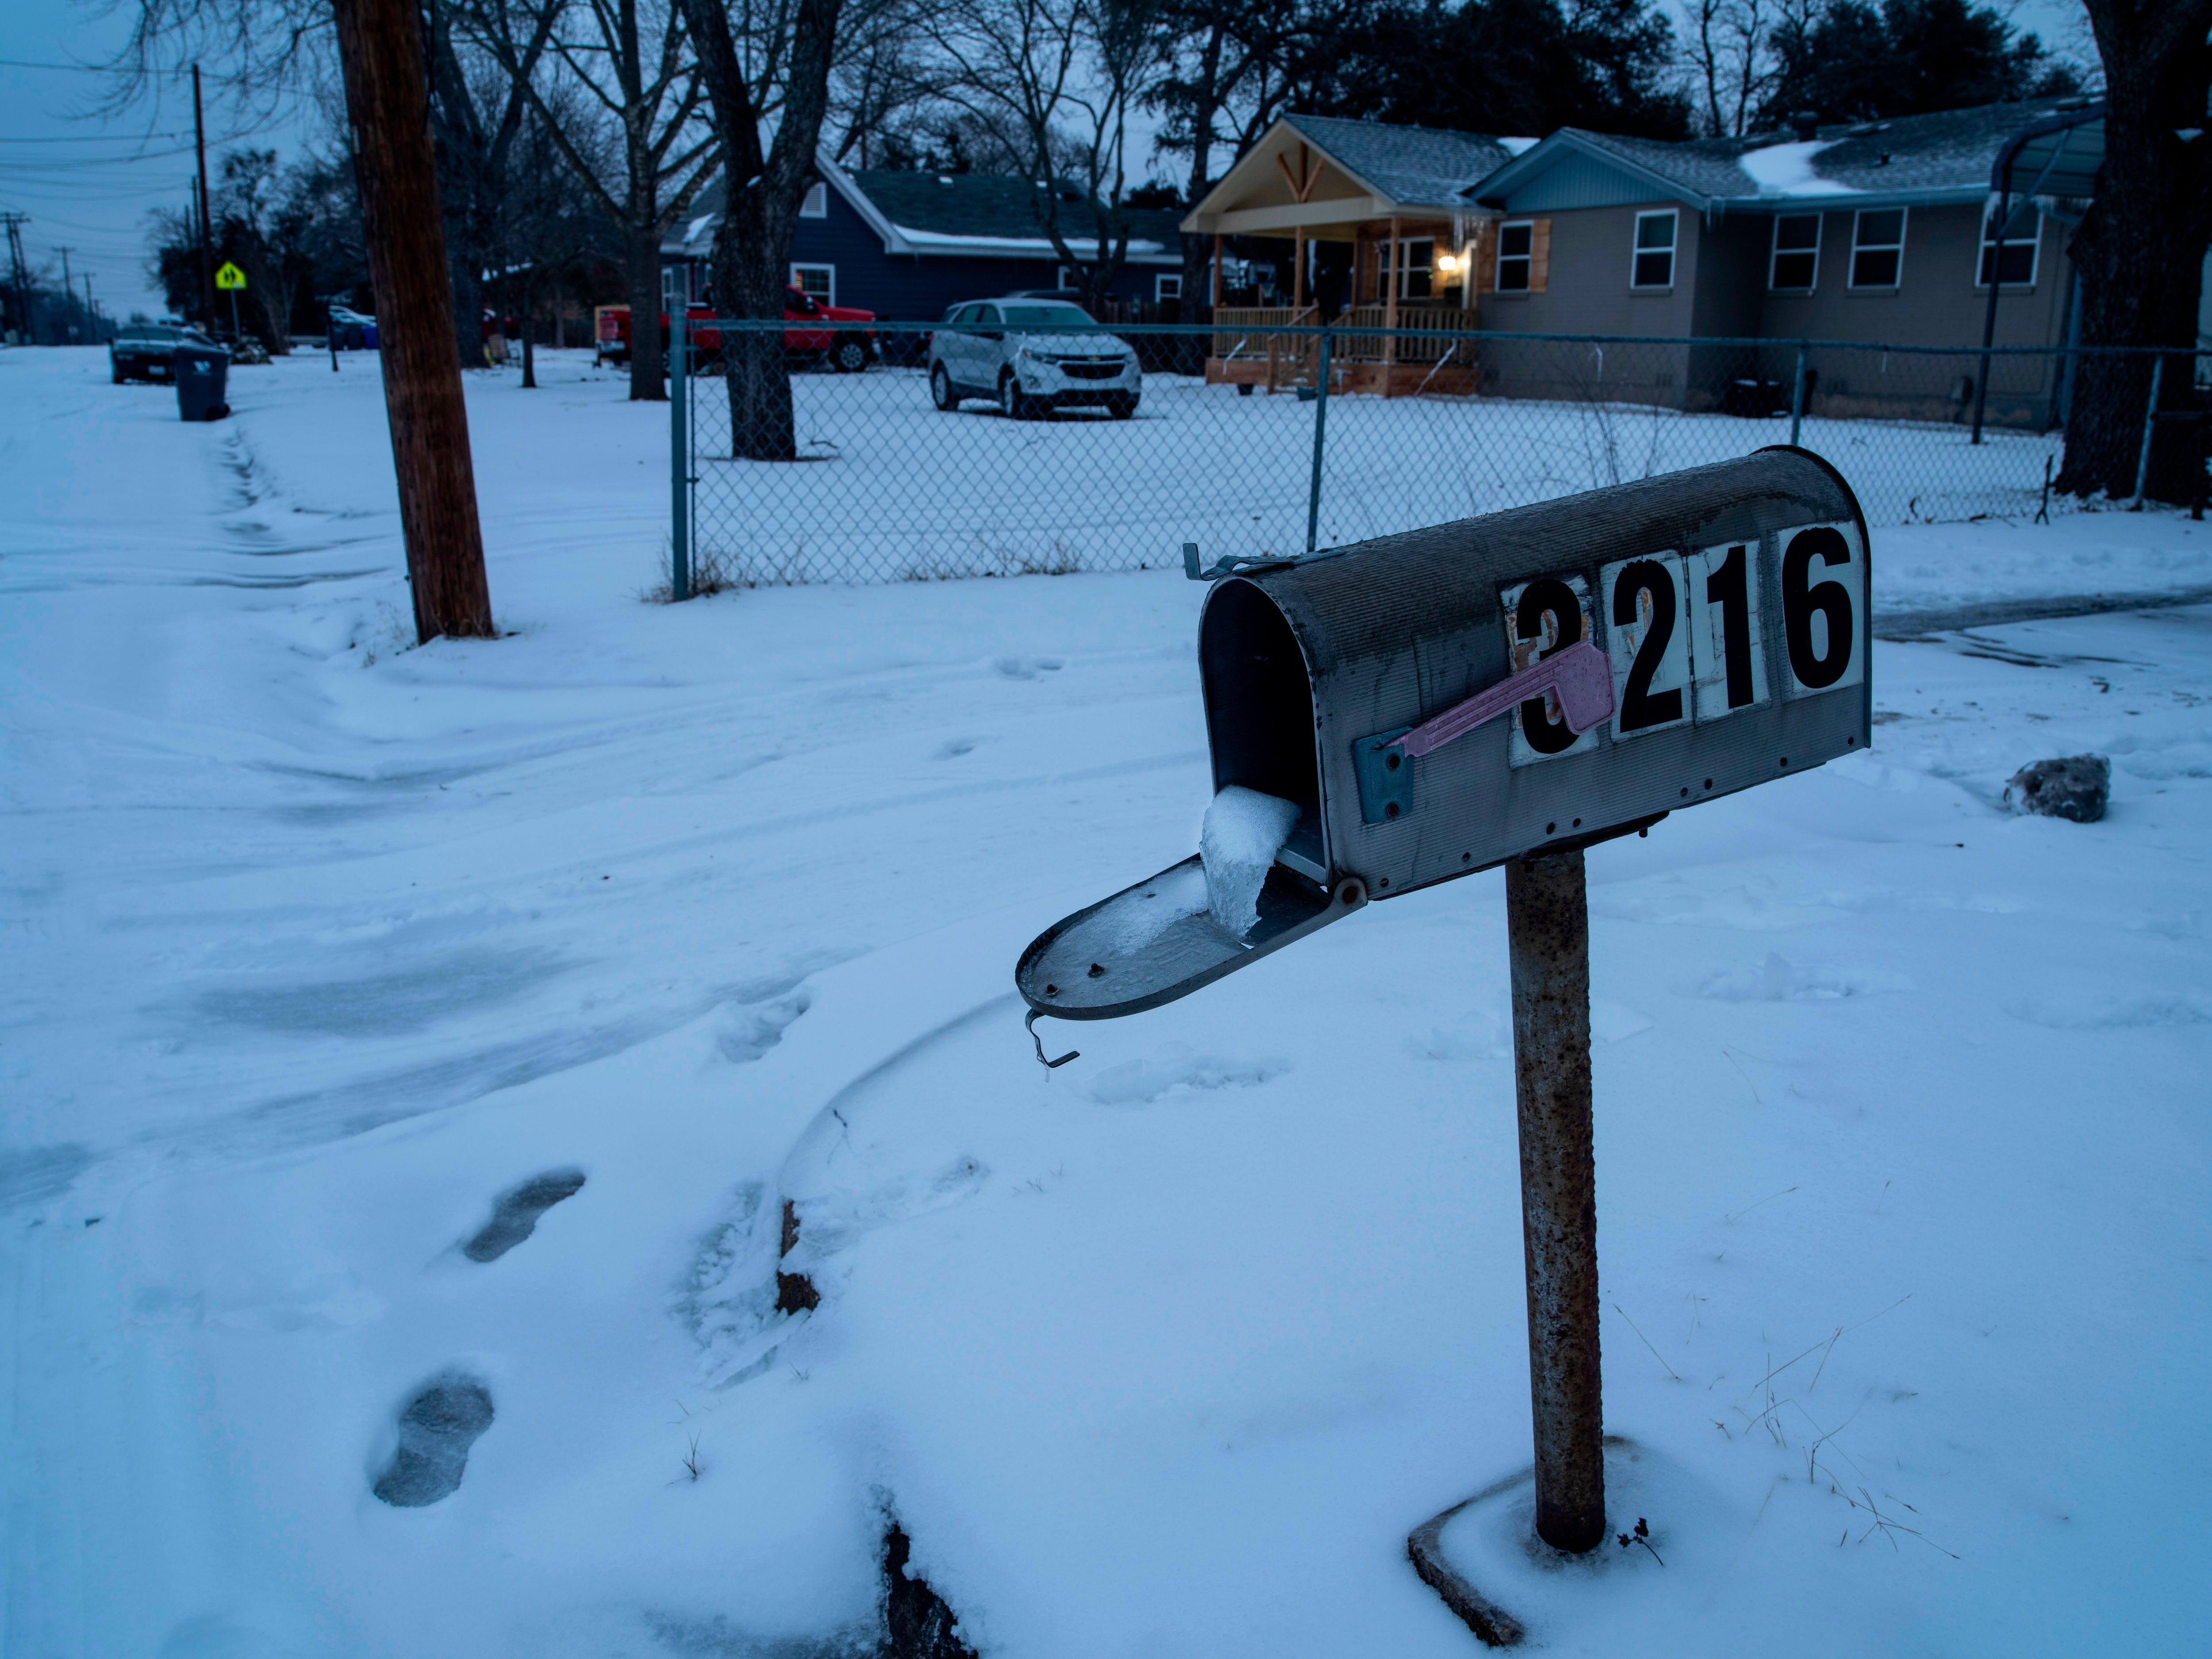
[[672, 320, 2196, 590]]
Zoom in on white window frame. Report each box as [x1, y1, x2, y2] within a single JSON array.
[[799, 181, 829, 219], [1155, 273, 1183, 302], [1495, 219, 1534, 292], [1978, 206, 2040, 289], [1379, 236, 1436, 299], [1630, 209, 1678, 290], [790, 263, 835, 305], [1768, 213, 1821, 291], [1848, 207, 1908, 290]]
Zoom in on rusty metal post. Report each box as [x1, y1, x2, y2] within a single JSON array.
[[1504, 847, 1605, 1553]]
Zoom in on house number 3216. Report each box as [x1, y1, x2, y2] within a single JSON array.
[[1506, 522, 1862, 763]]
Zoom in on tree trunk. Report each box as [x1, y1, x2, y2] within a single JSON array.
[[682, 0, 841, 463], [449, 243, 484, 370], [520, 275, 537, 388], [332, 0, 495, 643], [626, 219, 666, 402], [2055, 1, 2212, 504], [710, 226, 799, 461]]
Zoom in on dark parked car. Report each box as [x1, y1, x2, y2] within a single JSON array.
[[111, 323, 221, 383]]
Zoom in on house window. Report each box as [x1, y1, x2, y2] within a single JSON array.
[[1979, 206, 2039, 287], [1496, 221, 1534, 291], [1770, 214, 1820, 290], [800, 182, 828, 219], [791, 264, 834, 304], [1156, 273, 1182, 302], [1850, 208, 1906, 288], [1632, 210, 1677, 288], [1379, 237, 1435, 300]]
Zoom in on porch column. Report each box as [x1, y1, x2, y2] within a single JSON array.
[[1383, 215, 1401, 386], [1211, 232, 1222, 308], [1294, 226, 1307, 311]]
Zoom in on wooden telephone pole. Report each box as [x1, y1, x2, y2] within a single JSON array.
[[330, 0, 495, 642]]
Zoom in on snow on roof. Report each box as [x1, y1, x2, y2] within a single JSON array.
[[1505, 101, 2101, 211], [1736, 139, 1859, 198], [885, 225, 1170, 258]]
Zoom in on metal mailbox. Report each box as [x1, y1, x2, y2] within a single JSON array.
[[1018, 447, 1870, 1023]]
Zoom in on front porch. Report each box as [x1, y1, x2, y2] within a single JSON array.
[[1205, 304, 1483, 397]]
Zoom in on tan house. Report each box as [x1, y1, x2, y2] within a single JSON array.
[[1179, 114, 1521, 394], [1184, 101, 2102, 423]]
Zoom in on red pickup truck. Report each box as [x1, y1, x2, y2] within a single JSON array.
[[595, 288, 878, 373]]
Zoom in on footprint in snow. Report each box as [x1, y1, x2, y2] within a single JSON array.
[[372, 1374, 493, 1506], [993, 655, 1064, 680], [462, 1167, 586, 1262]]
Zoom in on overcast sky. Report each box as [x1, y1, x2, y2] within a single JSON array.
[[0, 0, 318, 320], [1, 0, 2096, 327]]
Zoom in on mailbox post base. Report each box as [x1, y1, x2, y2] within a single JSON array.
[[1407, 1438, 1659, 1649]]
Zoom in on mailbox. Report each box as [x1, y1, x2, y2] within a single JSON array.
[[1018, 447, 1870, 1023]]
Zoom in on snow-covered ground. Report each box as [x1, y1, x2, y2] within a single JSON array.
[[689, 361, 2101, 584], [3, 346, 2208, 1657]]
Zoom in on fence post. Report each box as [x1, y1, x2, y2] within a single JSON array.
[[1788, 344, 1807, 448], [1306, 325, 1331, 557], [670, 310, 689, 601], [2130, 353, 2166, 511]]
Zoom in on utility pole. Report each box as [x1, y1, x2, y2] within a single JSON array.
[[193, 65, 216, 330], [330, 0, 496, 642], [0, 212, 30, 340], [83, 274, 96, 340], [56, 247, 75, 339]]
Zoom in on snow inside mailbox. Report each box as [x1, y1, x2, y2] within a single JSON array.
[[1017, 447, 1871, 1022]]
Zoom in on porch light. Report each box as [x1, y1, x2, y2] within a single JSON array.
[[1436, 252, 1463, 274]]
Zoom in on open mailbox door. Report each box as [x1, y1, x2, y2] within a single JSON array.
[[1018, 446, 1870, 1023]]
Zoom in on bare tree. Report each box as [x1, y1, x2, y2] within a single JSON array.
[[680, 0, 845, 461], [824, 16, 938, 167], [1147, 0, 1343, 317], [461, 0, 718, 400], [1684, 0, 1775, 138], [922, 0, 1167, 316], [424, 0, 562, 368], [2057, 0, 2212, 504]]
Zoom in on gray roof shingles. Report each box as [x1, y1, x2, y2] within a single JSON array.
[[673, 169, 1181, 253], [1557, 100, 2096, 206], [1282, 113, 1514, 209], [853, 170, 1180, 248]]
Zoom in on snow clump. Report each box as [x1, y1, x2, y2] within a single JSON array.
[[1200, 786, 1301, 938]]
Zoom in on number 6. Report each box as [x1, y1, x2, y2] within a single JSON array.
[[1778, 524, 1863, 696]]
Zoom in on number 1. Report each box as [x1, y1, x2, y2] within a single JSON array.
[[1688, 541, 1767, 722]]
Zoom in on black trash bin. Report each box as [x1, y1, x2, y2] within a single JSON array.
[[173, 344, 230, 422]]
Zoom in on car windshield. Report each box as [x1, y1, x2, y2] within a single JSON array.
[[122, 325, 187, 342], [1000, 303, 1093, 328]]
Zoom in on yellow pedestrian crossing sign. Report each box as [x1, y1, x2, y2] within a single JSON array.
[[215, 261, 246, 290]]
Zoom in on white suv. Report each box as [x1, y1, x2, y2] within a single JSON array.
[[928, 298, 1141, 419]]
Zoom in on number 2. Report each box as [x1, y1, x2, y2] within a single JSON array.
[[1600, 554, 1691, 739]]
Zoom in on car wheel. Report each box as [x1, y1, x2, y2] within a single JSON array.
[[931, 364, 959, 411], [111, 361, 124, 384], [1106, 392, 1139, 420], [831, 337, 869, 373], [999, 373, 1035, 420]]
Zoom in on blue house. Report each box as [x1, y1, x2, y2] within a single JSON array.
[[662, 156, 1187, 322]]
